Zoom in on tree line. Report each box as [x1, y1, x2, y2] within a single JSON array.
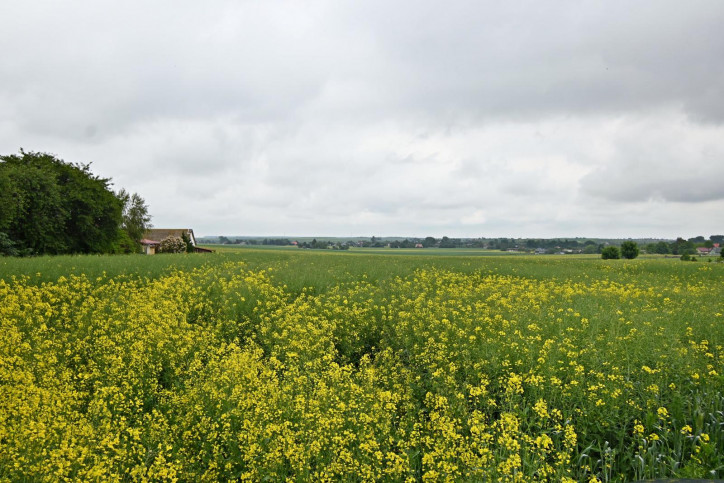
[[0, 151, 151, 256], [215, 237, 294, 246]]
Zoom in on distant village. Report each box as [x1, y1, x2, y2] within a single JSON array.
[[198, 235, 723, 257]]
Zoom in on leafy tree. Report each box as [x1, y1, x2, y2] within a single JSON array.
[[118, 189, 152, 252], [0, 151, 123, 255], [114, 229, 137, 254], [670, 237, 694, 255], [0, 169, 17, 232], [710, 235, 724, 244], [654, 241, 670, 254], [422, 236, 437, 248], [439, 236, 458, 248], [583, 244, 599, 255], [158, 236, 187, 253], [620, 241, 639, 259], [181, 232, 194, 253], [601, 246, 620, 260], [0, 232, 18, 256], [57, 160, 122, 254], [0, 153, 68, 254]]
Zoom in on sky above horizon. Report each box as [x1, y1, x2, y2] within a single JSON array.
[[2, 1, 723, 238]]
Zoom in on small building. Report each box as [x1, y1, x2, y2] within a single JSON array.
[[140, 238, 160, 255], [141, 228, 212, 254], [415, 243, 424, 248], [696, 247, 712, 256]]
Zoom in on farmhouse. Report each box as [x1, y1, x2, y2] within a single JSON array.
[[140, 228, 213, 254]]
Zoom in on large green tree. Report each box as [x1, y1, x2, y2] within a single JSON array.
[[0, 151, 123, 255], [0, 154, 68, 254], [117, 188, 152, 253]]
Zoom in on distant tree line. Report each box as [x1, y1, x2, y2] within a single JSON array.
[[214, 237, 294, 246], [203, 234, 724, 258], [208, 236, 723, 255], [644, 236, 723, 256], [298, 239, 349, 250], [0, 151, 151, 256]]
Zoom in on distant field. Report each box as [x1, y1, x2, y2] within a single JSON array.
[[1, 249, 723, 481], [206, 244, 679, 259]]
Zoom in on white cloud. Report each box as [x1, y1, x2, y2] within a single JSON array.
[[1, 1, 723, 238]]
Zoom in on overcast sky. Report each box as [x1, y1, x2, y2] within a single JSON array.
[[2, 1, 723, 238]]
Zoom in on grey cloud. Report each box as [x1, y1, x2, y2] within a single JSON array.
[[579, 113, 724, 203], [583, 174, 724, 204], [2, 1, 724, 238]]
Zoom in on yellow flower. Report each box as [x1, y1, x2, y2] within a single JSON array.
[[533, 399, 549, 419]]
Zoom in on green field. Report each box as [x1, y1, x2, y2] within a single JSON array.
[[1, 249, 723, 481]]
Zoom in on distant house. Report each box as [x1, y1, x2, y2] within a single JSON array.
[[140, 238, 160, 255], [415, 243, 424, 248], [696, 247, 712, 256], [141, 228, 213, 254]]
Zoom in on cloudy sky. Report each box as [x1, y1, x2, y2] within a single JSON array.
[[2, 1, 723, 238]]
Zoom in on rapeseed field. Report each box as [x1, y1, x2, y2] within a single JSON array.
[[1, 251, 723, 481]]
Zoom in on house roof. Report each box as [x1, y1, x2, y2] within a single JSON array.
[[140, 238, 160, 246], [143, 229, 196, 245]]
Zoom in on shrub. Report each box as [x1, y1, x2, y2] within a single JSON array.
[[601, 246, 620, 260], [0, 232, 18, 256], [620, 241, 639, 259], [159, 235, 187, 254]]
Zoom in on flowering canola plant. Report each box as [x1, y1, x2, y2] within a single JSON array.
[[1, 256, 723, 481]]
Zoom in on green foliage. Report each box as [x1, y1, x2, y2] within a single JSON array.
[[601, 246, 620, 259], [181, 232, 194, 253], [0, 151, 123, 255], [0, 232, 18, 256], [583, 244, 600, 254], [113, 229, 138, 254], [654, 241, 670, 254], [620, 241, 639, 259], [118, 189, 152, 252], [671, 237, 695, 256], [0, 154, 67, 254]]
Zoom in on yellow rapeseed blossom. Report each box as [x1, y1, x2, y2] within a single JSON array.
[[1, 255, 723, 481]]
